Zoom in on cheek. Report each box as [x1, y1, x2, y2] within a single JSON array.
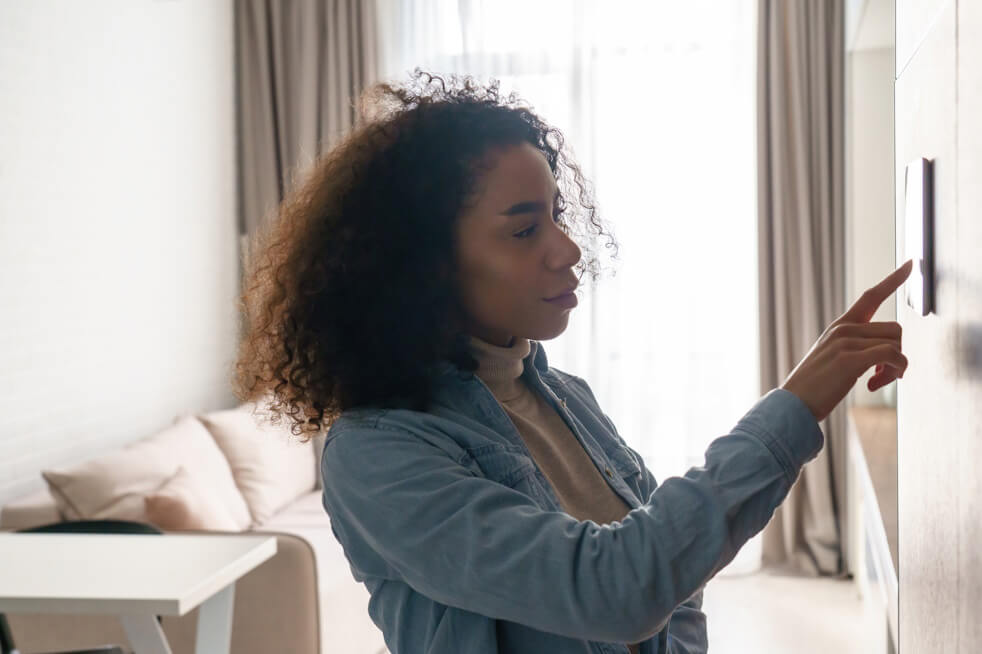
[[477, 261, 525, 305], [462, 253, 535, 313]]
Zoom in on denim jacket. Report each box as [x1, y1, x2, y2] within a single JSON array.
[[320, 340, 825, 654]]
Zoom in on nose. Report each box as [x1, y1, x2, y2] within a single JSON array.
[[546, 226, 582, 272]]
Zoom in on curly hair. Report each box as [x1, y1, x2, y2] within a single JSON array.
[[232, 69, 618, 439]]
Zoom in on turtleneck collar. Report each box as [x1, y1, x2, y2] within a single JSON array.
[[468, 334, 531, 401]]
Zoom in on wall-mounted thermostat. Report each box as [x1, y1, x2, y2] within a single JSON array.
[[903, 157, 934, 315]]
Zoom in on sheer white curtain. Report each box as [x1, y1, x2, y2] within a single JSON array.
[[375, 0, 761, 573]]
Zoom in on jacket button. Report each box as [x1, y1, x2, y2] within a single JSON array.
[[604, 466, 613, 477]]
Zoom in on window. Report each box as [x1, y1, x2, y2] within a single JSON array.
[[377, 0, 761, 571]]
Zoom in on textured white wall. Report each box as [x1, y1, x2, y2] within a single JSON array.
[[0, 0, 240, 506]]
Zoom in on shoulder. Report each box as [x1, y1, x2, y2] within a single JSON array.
[[325, 406, 473, 465]]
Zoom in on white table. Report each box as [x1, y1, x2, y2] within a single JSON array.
[[0, 533, 277, 654]]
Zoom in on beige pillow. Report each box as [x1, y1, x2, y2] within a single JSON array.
[[42, 415, 252, 528], [145, 466, 240, 531], [198, 403, 316, 525]]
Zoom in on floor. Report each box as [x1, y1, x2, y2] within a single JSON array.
[[702, 570, 885, 654]]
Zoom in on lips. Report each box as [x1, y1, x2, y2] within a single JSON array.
[[545, 285, 578, 301]]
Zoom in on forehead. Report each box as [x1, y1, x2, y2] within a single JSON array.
[[472, 142, 557, 201]]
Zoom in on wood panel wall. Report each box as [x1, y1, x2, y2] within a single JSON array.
[[895, 0, 982, 650]]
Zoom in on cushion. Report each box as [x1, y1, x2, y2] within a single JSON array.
[[198, 402, 316, 525], [145, 466, 240, 531], [41, 415, 252, 528]]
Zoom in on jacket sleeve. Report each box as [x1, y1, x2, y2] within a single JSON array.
[[615, 425, 708, 653], [321, 388, 823, 644], [664, 588, 708, 653]]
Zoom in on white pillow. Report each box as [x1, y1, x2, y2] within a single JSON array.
[[198, 403, 316, 525], [42, 415, 252, 529], [145, 466, 241, 531]]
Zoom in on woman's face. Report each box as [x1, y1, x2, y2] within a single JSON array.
[[455, 141, 582, 347]]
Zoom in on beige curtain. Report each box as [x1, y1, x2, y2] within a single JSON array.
[[234, 0, 379, 237], [756, 0, 849, 577], [234, 0, 378, 470]]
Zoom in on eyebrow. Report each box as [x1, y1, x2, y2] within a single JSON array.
[[499, 189, 561, 218]]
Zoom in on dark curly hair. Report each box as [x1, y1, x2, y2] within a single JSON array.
[[232, 69, 618, 439]]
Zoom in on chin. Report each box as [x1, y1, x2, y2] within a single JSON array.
[[527, 315, 572, 341]]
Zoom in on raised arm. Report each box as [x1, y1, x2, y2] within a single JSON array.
[[321, 388, 822, 644]]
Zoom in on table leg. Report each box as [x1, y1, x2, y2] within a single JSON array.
[[194, 582, 235, 653], [120, 614, 172, 654]]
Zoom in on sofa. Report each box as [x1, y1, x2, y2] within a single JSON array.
[[0, 400, 389, 654]]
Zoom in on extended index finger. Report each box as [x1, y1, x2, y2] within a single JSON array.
[[841, 259, 914, 323]]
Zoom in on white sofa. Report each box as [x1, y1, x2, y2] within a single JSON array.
[[0, 403, 389, 654]]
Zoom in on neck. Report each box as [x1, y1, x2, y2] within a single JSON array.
[[468, 334, 530, 400]]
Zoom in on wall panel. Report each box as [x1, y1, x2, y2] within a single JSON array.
[[894, 0, 958, 652], [956, 0, 982, 649]]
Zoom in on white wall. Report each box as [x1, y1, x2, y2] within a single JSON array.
[[0, 0, 240, 506]]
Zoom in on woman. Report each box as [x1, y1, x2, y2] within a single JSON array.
[[233, 71, 911, 654]]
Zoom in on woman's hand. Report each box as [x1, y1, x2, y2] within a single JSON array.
[[780, 259, 914, 423]]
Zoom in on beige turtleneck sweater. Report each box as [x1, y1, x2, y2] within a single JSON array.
[[469, 335, 642, 654]]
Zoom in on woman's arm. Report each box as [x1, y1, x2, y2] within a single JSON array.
[[609, 412, 709, 652], [665, 588, 708, 653], [615, 430, 708, 653], [321, 388, 821, 644]]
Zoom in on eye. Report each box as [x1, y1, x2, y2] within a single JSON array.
[[513, 199, 564, 239], [513, 224, 537, 239]]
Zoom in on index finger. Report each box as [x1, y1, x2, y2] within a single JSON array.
[[840, 259, 914, 323]]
